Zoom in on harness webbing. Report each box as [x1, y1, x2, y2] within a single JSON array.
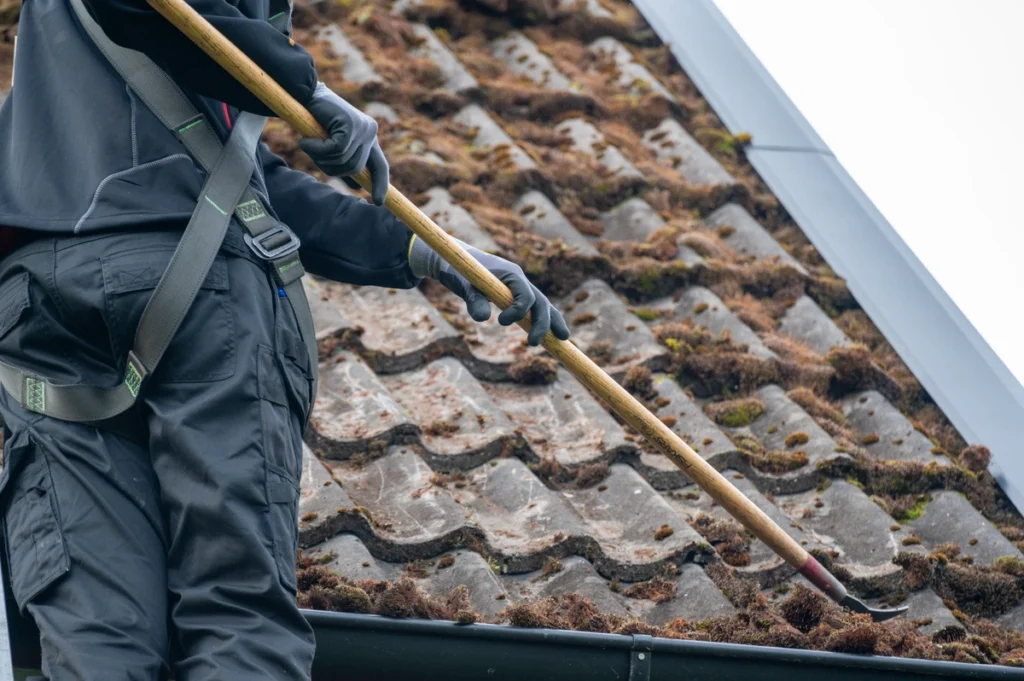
[[0, 0, 318, 424]]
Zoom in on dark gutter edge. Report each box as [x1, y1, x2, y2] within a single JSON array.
[[630, 0, 1024, 513], [303, 611, 1022, 680]]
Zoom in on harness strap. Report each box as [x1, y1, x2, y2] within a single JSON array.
[[0, 0, 318, 424]]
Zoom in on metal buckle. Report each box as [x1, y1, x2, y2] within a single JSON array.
[[244, 225, 301, 261]]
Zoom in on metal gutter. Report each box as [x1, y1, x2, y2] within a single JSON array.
[[628, 0, 1024, 514], [8, 606, 1024, 679]]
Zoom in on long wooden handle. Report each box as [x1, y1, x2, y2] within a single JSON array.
[[147, 0, 853, 601]]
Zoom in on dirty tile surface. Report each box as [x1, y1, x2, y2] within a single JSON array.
[[276, 0, 1023, 646]]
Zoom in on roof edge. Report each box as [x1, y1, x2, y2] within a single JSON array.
[[630, 0, 1024, 514]]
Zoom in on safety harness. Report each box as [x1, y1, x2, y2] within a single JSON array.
[[0, 0, 319, 425]]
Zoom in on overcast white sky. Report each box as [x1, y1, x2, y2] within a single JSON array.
[[712, 0, 1024, 385]]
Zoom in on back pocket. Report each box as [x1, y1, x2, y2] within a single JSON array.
[[101, 248, 235, 383]]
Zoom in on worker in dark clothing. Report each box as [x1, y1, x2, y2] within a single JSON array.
[[0, 0, 569, 678]]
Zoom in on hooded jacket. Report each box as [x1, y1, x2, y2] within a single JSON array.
[[0, 0, 419, 288]]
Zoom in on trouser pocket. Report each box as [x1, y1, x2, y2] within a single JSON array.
[[257, 343, 306, 593], [1, 432, 70, 611]]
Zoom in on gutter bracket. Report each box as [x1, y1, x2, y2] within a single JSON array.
[[629, 634, 654, 681]]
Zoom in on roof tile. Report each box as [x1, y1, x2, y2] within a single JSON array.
[[587, 36, 676, 102], [307, 350, 417, 459], [777, 480, 906, 596], [409, 23, 479, 94], [642, 118, 734, 188], [419, 186, 499, 251], [634, 374, 738, 488], [778, 295, 851, 355], [907, 491, 1023, 565], [379, 357, 516, 467], [565, 464, 703, 578], [557, 278, 668, 379], [841, 390, 949, 463], [299, 443, 355, 547], [736, 384, 844, 493], [416, 550, 510, 618], [492, 31, 573, 91], [315, 24, 382, 87], [513, 190, 599, 255], [323, 447, 473, 560], [449, 457, 589, 571], [704, 203, 807, 273], [556, 117, 643, 180], [453, 104, 538, 171], [480, 369, 633, 467], [323, 282, 462, 373]]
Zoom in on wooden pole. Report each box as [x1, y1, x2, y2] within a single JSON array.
[[146, 0, 858, 606]]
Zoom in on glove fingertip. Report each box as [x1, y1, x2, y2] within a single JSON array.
[[469, 301, 491, 322], [497, 308, 523, 326]]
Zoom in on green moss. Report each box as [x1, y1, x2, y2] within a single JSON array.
[[995, 556, 1024, 577], [633, 307, 662, 322], [893, 495, 931, 523], [706, 398, 765, 428]]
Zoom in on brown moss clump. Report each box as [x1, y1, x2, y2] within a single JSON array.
[[936, 562, 1023, 618], [622, 365, 656, 401], [826, 344, 901, 403], [297, 554, 480, 620], [861, 433, 880, 445], [654, 524, 675, 541], [541, 556, 564, 578], [572, 312, 598, 325], [437, 555, 456, 570], [961, 445, 992, 475], [693, 514, 752, 567], [624, 576, 677, 604], [505, 593, 617, 634], [574, 460, 610, 489], [785, 431, 810, 448], [406, 560, 431, 578], [786, 387, 848, 432], [529, 456, 608, 489], [424, 420, 461, 437], [778, 584, 830, 633], [508, 355, 558, 384], [747, 450, 810, 475], [705, 397, 765, 428]]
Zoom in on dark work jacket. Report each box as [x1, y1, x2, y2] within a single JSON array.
[[0, 0, 419, 289]]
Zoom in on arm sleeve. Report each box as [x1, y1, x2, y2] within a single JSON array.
[[258, 144, 421, 289], [80, 0, 318, 115]]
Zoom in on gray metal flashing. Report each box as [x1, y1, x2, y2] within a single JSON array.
[[631, 0, 1024, 514]]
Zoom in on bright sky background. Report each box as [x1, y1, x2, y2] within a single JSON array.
[[711, 0, 1024, 385]]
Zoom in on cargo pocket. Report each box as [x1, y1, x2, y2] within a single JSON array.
[[0, 272, 30, 344], [257, 343, 305, 593], [101, 248, 235, 383], [1, 435, 70, 612]]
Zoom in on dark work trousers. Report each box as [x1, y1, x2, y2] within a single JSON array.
[[0, 222, 317, 680]]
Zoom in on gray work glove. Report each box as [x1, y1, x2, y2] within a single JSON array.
[[299, 82, 390, 206], [408, 236, 570, 347]]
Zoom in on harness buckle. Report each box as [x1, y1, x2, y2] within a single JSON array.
[[244, 225, 301, 261]]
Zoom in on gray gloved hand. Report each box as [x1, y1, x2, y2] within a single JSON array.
[[409, 236, 570, 347], [298, 82, 390, 206]]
